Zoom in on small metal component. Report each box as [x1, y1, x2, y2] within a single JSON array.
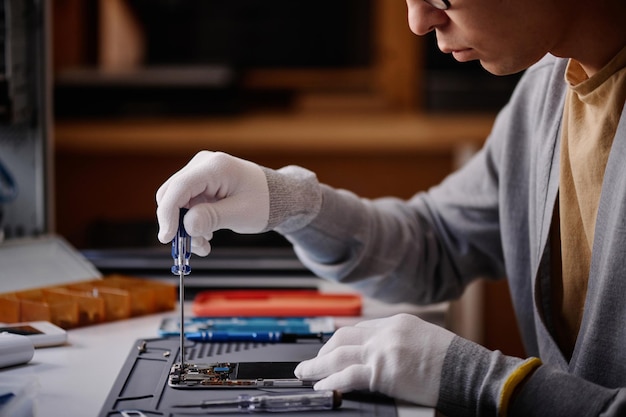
[[119, 411, 164, 417], [120, 411, 143, 417], [163, 351, 170, 358], [137, 340, 147, 354], [120, 410, 154, 417]]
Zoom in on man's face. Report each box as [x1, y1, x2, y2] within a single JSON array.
[[406, 0, 567, 75]]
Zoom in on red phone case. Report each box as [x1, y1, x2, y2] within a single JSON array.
[[192, 289, 362, 317]]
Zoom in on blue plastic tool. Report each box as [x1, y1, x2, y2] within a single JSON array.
[[171, 208, 191, 276]]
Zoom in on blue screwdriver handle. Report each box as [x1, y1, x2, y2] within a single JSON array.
[[171, 208, 191, 275]]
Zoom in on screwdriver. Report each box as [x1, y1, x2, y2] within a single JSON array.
[[171, 207, 191, 370], [172, 390, 342, 413]]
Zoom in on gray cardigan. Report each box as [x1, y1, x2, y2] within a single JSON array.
[[265, 54, 626, 416]]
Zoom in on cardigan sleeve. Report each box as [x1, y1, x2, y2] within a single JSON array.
[[437, 336, 623, 417]]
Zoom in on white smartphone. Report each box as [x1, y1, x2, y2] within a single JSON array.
[[0, 321, 67, 347]]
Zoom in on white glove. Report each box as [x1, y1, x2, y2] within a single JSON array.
[[156, 151, 270, 256], [294, 313, 455, 407]]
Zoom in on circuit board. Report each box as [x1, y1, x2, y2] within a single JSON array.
[[169, 361, 314, 388]]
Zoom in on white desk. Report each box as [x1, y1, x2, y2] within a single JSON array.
[[1, 297, 443, 417]]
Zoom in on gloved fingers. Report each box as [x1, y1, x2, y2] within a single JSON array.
[[155, 163, 195, 243], [355, 313, 429, 334], [315, 325, 376, 357], [312, 365, 372, 393], [295, 345, 365, 381], [184, 194, 269, 235], [156, 179, 198, 244], [190, 236, 211, 256], [156, 202, 181, 244], [157, 150, 209, 199], [353, 316, 392, 328], [155, 153, 228, 243], [155, 163, 184, 203], [156, 175, 221, 244], [155, 180, 169, 204]]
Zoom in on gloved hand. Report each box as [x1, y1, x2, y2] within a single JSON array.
[[294, 313, 455, 407], [156, 151, 270, 256]]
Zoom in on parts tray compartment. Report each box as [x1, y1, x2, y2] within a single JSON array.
[[99, 338, 397, 416]]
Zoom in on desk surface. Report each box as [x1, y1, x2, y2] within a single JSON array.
[[2, 299, 442, 417]]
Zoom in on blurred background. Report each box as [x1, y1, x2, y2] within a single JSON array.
[[52, 0, 523, 249], [49, 0, 523, 356]]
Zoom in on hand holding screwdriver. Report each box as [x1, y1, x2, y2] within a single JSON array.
[[157, 152, 271, 256], [156, 151, 322, 256]]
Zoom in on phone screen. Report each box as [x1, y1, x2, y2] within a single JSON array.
[[235, 362, 298, 379], [0, 325, 43, 336]]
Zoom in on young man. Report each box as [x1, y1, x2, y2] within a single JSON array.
[[156, 0, 626, 415]]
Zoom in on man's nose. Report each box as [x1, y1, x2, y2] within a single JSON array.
[[406, 0, 448, 36]]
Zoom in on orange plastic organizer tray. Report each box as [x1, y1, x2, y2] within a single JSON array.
[[0, 275, 176, 329], [192, 289, 362, 317]]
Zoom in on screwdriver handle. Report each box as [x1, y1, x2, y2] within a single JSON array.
[[238, 390, 341, 412], [171, 207, 191, 275]]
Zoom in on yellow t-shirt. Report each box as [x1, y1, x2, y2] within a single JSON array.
[[552, 46, 626, 359]]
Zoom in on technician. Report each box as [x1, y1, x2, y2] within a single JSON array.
[[155, 0, 626, 415]]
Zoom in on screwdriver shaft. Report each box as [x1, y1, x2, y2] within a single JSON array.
[[171, 208, 191, 371], [179, 252, 185, 369]]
